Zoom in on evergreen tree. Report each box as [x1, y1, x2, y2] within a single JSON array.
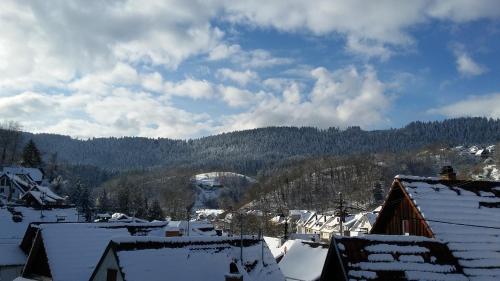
[[22, 139, 42, 167], [96, 188, 111, 213], [70, 180, 93, 221], [130, 191, 147, 219], [116, 183, 130, 214], [147, 199, 164, 221]]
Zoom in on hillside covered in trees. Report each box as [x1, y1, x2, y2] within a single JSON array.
[[19, 117, 500, 175]]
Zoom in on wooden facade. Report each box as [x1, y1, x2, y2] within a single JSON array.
[[370, 179, 433, 237]]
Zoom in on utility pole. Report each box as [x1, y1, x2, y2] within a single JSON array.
[[240, 212, 243, 265], [283, 213, 288, 241], [186, 206, 191, 237], [336, 192, 346, 236]]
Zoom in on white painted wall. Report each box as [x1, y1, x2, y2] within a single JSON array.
[[90, 249, 124, 281]]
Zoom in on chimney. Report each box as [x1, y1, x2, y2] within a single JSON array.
[[439, 166, 456, 180], [225, 262, 243, 281]]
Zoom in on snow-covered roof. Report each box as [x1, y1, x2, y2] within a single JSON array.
[[0, 243, 26, 266], [1, 172, 33, 193], [297, 211, 315, 222], [21, 185, 64, 206], [94, 236, 284, 281], [278, 239, 329, 281], [0, 206, 79, 245], [395, 177, 500, 280], [195, 208, 224, 219], [322, 234, 468, 281], [23, 222, 168, 281], [2, 167, 43, 182], [264, 236, 283, 258], [164, 220, 217, 236], [349, 212, 378, 232], [109, 212, 148, 223]]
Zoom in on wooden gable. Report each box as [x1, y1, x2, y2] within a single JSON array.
[[370, 179, 433, 237], [22, 230, 52, 280]]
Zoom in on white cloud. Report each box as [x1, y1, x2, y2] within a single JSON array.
[[1, 1, 499, 138], [345, 36, 393, 61], [216, 68, 259, 85], [453, 49, 487, 77], [0, 87, 213, 139], [426, 0, 500, 22], [208, 44, 292, 68], [208, 44, 241, 60], [164, 78, 215, 100], [218, 85, 261, 107], [220, 65, 392, 132], [221, 0, 500, 59], [429, 93, 500, 118], [1, 0, 499, 93], [0, 0, 222, 94]]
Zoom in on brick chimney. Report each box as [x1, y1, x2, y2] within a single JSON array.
[[439, 166, 456, 180], [225, 262, 243, 281]]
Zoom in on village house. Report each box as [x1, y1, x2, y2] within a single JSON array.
[[89, 236, 284, 281], [296, 208, 380, 242], [347, 210, 379, 237], [295, 211, 316, 234], [0, 171, 36, 202], [0, 167, 65, 208], [320, 234, 468, 281], [20, 222, 168, 281], [20, 185, 65, 208], [366, 166, 500, 280], [163, 220, 219, 237]]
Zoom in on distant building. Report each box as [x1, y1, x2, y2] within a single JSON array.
[[89, 236, 284, 281], [296, 210, 379, 241], [163, 220, 218, 237], [0, 167, 64, 208]]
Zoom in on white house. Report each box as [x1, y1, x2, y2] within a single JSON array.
[[348, 212, 378, 236]]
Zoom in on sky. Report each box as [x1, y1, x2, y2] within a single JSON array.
[[0, 0, 499, 139]]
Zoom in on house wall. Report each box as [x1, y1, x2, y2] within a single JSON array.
[[0, 265, 24, 281], [91, 249, 124, 281]]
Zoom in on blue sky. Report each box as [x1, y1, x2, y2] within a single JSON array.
[[0, 1, 499, 138]]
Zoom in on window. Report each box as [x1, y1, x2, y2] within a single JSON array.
[[402, 219, 410, 235], [0, 187, 3, 193], [106, 269, 118, 281]]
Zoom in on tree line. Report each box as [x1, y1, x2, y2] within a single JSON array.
[[22, 117, 500, 175]]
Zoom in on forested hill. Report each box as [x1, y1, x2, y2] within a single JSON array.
[[25, 117, 500, 174]]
